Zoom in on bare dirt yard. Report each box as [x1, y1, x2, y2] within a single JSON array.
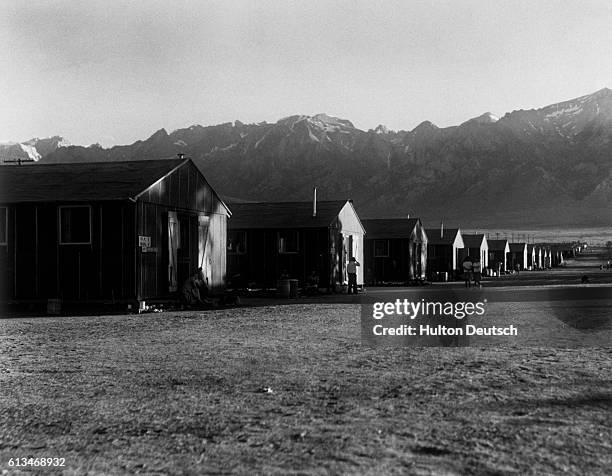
[[0, 249, 611, 475], [1, 303, 611, 475]]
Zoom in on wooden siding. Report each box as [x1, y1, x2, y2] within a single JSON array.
[[427, 244, 462, 278], [365, 238, 412, 283], [332, 202, 365, 284], [227, 201, 364, 290], [136, 201, 172, 300], [508, 244, 528, 271], [365, 238, 427, 284], [1, 160, 228, 303], [488, 250, 508, 272], [227, 228, 330, 288], [203, 211, 227, 291], [137, 161, 216, 214], [336, 202, 364, 235], [2, 202, 136, 302], [364, 221, 428, 283], [135, 161, 229, 298]]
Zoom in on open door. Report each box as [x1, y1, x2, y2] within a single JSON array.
[[176, 213, 198, 287], [341, 234, 353, 284], [198, 214, 211, 286], [168, 211, 178, 292]]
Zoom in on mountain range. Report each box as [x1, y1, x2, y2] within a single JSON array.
[[8, 89, 612, 227], [0, 136, 68, 163]]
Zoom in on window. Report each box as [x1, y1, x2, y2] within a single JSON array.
[[59, 206, 91, 244], [278, 230, 299, 253], [374, 239, 389, 257], [0, 207, 6, 245], [227, 230, 247, 254]]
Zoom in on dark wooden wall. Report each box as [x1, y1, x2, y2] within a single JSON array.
[[1, 163, 229, 304], [136, 202, 171, 300], [1, 202, 136, 302], [509, 250, 527, 270], [364, 238, 411, 284], [488, 250, 508, 272], [427, 244, 456, 276], [364, 239, 427, 284], [227, 228, 329, 288]]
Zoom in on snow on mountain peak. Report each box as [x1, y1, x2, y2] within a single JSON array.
[[0, 136, 68, 162], [19, 143, 41, 161], [277, 114, 356, 135], [462, 112, 499, 126], [277, 115, 308, 129], [310, 113, 355, 131], [544, 103, 583, 119], [482, 112, 499, 122]]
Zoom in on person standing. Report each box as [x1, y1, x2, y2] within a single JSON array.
[[472, 257, 482, 287], [347, 257, 360, 294], [462, 257, 473, 288]]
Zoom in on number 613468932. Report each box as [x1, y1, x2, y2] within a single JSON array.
[[8, 457, 66, 467]]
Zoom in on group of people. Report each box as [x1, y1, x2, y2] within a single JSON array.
[[461, 256, 482, 288]]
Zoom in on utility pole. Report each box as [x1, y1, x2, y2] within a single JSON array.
[[3, 158, 35, 165]]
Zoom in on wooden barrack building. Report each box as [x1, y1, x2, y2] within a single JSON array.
[[227, 199, 364, 290], [425, 227, 465, 280], [362, 218, 428, 284], [0, 158, 230, 305]]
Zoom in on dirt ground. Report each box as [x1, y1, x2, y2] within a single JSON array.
[[0, 250, 611, 475]]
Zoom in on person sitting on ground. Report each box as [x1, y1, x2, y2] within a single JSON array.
[[181, 269, 212, 309], [462, 256, 473, 288]]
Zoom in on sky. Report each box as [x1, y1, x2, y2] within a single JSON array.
[[2, 0, 612, 147]]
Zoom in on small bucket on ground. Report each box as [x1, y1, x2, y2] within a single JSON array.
[[278, 279, 290, 298]]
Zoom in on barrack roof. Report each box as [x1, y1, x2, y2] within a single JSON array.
[[0, 158, 188, 203], [228, 200, 354, 229]]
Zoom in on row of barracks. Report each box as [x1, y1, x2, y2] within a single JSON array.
[[0, 158, 576, 304]]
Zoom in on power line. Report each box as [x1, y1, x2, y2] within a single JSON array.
[[3, 158, 35, 165]]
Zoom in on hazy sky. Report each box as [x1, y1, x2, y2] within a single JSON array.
[[2, 0, 612, 146]]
